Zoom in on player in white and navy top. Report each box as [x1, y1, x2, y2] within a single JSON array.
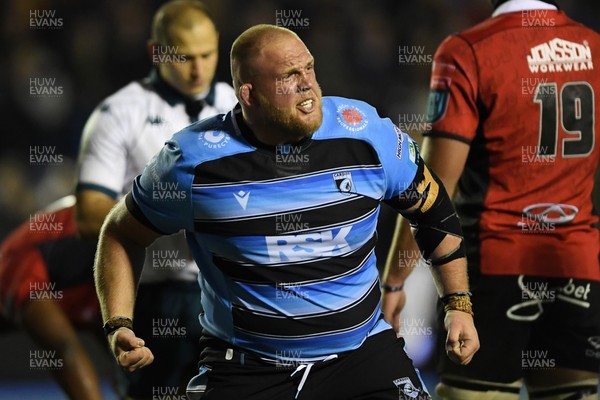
[[75, 2, 237, 398], [77, 69, 236, 283]]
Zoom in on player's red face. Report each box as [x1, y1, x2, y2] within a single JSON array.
[[157, 21, 219, 97], [251, 35, 323, 141]]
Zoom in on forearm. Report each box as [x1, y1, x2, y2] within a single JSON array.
[[391, 162, 468, 295], [95, 231, 145, 321], [91, 199, 160, 371], [427, 231, 469, 296], [384, 215, 469, 297], [95, 228, 155, 372], [382, 216, 421, 286], [429, 244, 469, 297], [94, 202, 148, 321]]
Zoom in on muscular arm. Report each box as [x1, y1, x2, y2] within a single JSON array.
[[94, 198, 161, 371], [418, 136, 471, 294], [382, 137, 477, 364], [75, 190, 117, 240], [383, 136, 469, 292], [420, 136, 468, 198]]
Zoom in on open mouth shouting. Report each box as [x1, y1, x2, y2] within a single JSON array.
[[297, 98, 315, 113]]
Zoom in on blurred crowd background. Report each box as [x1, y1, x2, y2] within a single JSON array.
[[1, 0, 598, 237]]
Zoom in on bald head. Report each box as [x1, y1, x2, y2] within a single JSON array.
[[151, 0, 216, 46], [230, 24, 302, 92], [149, 0, 220, 97], [228, 24, 322, 146]]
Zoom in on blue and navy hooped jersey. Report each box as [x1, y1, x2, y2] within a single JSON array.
[[129, 96, 421, 361]]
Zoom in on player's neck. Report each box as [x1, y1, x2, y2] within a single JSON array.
[[241, 110, 311, 147]]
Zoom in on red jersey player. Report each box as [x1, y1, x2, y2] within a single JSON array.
[[0, 196, 106, 399], [383, 1, 600, 399]]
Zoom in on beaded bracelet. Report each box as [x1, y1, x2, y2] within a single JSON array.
[[442, 293, 474, 316], [441, 291, 472, 305], [381, 283, 404, 293]]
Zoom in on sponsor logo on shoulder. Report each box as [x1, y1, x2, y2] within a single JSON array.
[[336, 104, 368, 132], [426, 61, 455, 123], [394, 125, 405, 160], [408, 139, 417, 164], [527, 38, 593, 74], [198, 130, 230, 149]]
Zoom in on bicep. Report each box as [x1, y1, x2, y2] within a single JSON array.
[[101, 199, 162, 249]]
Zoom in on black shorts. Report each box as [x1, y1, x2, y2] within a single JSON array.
[[189, 330, 431, 400], [126, 280, 203, 398], [437, 271, 600, 384]]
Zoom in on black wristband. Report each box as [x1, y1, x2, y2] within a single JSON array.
[[441, 291, 472, 305], [382, 283, 404, 293], [103, 316, 133, 336]]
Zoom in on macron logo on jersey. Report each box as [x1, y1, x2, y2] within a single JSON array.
[[527, 38, 593, 74], [233, 190, 250, 210], [266, 226, 352, 262]]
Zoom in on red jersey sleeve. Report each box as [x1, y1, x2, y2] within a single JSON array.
[[426, 35, 479, 144]]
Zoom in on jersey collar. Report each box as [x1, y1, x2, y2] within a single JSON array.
[[493, 0, 558, 17], [146, 68, 216, 107]]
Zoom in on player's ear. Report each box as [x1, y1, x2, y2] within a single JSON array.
[[146, 40, 158, 61], [239, 84, 253, 107]]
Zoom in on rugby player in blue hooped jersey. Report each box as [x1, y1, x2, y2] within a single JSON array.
[[95, 24, 479, 400]]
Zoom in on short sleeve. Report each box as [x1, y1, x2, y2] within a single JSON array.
[[76, 102, 130, 198], [368, 115, 420, 201], [425, 35, 479, 144], [129, 138, 195, 234]]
